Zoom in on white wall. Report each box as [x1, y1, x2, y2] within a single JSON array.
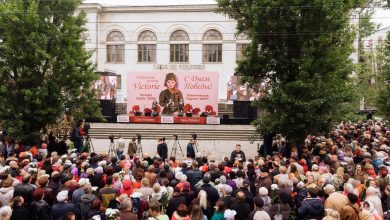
[[80, 4, 242, 103]]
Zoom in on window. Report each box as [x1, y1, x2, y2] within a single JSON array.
[[170, 30, 189, 63], [236, 44, 249, 60], [106, 31, 125, 63], [202, 29, 222, 63], [138, 30, 157, 63], [236, 33, 250, 61]]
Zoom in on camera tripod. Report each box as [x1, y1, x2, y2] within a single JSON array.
[[171, 135, 184, 158]]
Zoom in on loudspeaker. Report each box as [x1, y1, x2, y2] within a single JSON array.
[[233, 101, 257, 119], [100, 100, 116, 122]]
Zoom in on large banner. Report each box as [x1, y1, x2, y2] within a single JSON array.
[[127, 72, 219, 115]]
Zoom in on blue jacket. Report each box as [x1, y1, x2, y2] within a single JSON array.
[[51, 202, 79, 220], [298, 198, 324, 220]]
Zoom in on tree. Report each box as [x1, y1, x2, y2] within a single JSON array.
[[377, 32, 390, 119], [217, 0, 358, 146], [0, 0, 102, 143]]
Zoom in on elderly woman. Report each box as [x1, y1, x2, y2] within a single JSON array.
[[365, 186, 383, 217], [332, 167, 345, 191]]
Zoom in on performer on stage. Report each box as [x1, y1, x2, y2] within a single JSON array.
[[159, 73, 184, 115]]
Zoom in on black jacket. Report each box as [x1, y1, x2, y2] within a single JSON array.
[[200, 183, 220, 207], [167, 195, 186, 218], [51, 202, 80, 220], [230, 150, 246, 162], [13, 183, 35, 205], [11, 205, 30, 220], [232, 200, 251, 220], [157, 142, 168, 160], [30, 200, 51, 220]]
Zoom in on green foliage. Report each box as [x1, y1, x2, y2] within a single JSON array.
[[0, 0, 102, 143], [217, 0, 357, 145], [377, 32, 390, 119]]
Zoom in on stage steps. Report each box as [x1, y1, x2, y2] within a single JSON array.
[[88, 123, 260, 141]]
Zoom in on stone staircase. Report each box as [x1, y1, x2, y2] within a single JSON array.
[[88, 123, 260, 141]]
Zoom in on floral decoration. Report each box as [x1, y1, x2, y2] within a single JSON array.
[[184, 104, 193, 113], [205, 105, 214, 113], [192, 108, 201, 115], [132, 105, 140, 112], [144, 108, 152, 114]]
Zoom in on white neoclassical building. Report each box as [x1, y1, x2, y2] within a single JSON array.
[[78, 0, 248, 104]]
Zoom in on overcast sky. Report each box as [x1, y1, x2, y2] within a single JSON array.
[[83, 0, 390, 30]]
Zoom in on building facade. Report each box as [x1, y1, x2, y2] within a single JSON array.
[[78, 2, 248, 105]]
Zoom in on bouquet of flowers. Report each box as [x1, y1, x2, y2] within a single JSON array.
[[27, 167, 38, 174], [0, 166, 10, 174], [270, 184, 279, 203], [91, 215, 101, 220], [105, 208, 119, 220]]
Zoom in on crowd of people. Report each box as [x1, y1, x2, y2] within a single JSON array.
[[0, 119, 389, 220]]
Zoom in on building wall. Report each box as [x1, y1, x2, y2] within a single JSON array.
[[79, 4, 246, 103]]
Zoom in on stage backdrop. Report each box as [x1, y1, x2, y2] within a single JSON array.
[[127, 72, 219, 115]]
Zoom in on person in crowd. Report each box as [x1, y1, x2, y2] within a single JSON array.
[[157, 138, 168, 161], [51, 190, 79, 220], [269, 192, 291, 220], [149, 199, 169, 220], [99, 175, 118, 208], [70, 119, 84, 153], [10, 196, 29, 220], [232, 191, 251, 220], [172, 203, 190, 220], [30, 188, 51, 220], [211, 200, 226, 220], [80, 184, 96, 220], [190, 204, 208, 220], [298, 187, 325, 219], [186, 161, 203, 191], [167, 187, 186, 218], [127, 137, 137, 159], [248, 197, 271, 220], [230, 144, 246, 162], [0, 175, 14, 206], [116, 135, 126, 158], [186, 140, 196, 159], [118, 196, 138, 220], [340, 193, 361, 220]]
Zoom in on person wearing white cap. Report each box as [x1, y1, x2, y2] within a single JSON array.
[[51, 190, 79, 220], [72, 178, 91, 210]]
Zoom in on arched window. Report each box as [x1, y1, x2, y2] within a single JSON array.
[[138, 30, 157, 63], [106, 31, 125, 63], [236, 33, 250, 61], [170, 30, 189, 63], [202, 29, 223, 63]]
